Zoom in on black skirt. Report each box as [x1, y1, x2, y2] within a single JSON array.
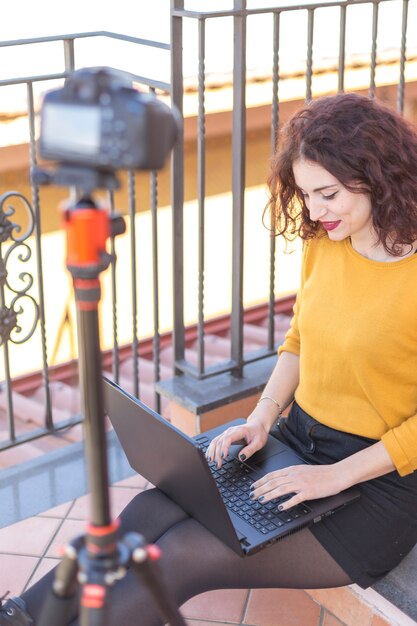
[[272, 401, 417, 589]]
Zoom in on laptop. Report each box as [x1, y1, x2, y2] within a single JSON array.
[[103, 377, 360, 556]]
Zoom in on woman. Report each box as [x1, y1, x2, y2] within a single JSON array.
[[2, 92, 417, 625]]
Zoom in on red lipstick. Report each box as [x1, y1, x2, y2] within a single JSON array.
[[321, 220, 341, 231]]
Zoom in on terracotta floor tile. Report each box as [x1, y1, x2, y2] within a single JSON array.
[[25, 557, 61, 589], [322, 611, 347, 626], [181, 589, 249, 622], [244, 588, 321, 626], [45, 519, 87, 558], [306, 588, 373, 626], [186, 622, 238, 626], [38, 501, 74, 519], [68, 486, 140, 521], [0, 517, 62, 557], [0, 554, 39, 596]]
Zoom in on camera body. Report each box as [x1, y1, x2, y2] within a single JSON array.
[[38, 67, 180, 172]]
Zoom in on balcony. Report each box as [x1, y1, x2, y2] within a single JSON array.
[[1, 0, 417, 624]]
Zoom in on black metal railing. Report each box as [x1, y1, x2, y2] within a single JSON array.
[[0, 31, 172, 449], [0, 0, 415, 450], [170, 0, 413, 381]]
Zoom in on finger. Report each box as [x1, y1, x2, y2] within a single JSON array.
[[211, 427, 251, 466], [206, 436, 224, 465], [237, 438, 265, 463], [251, 469, 289, 491], [205, 437, 219, 462], [250, 478, 294, 503], [278, 492, 304, 510], [208, 434, 233, 467], [212, 438, 227, 467]]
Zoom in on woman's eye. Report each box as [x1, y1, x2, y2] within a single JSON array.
[[322, 192, 338, 200]]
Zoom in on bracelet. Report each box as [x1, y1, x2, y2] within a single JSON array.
[[256, 395, 283, 417]]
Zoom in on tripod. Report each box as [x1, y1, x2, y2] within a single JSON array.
[[38, 195, 187, 626]]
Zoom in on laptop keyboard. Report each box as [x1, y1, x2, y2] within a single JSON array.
[[196, 436, 311, 535]]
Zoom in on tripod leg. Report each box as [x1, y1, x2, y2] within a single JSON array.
[[37, 536, 83, 626], [123, 533, 187, 626], [80, 585, 108, 626]]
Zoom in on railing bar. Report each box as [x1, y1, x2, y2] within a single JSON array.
[[150, 167, 161, 414], [0, 31, 170, 50], [128, 171, 140, 399], [268, 12, 281, 352], [369, 0, 379, 98], [0, 73, 170, 93], [0, 415, 83, 450], [197, 18, 206, 377], [397, 0, 409, 114], [172, 0, 397, 19], [271, 13, 281, 161], [108, 190, 120, 384], [174, 358, 239, 379], [174, 345, 279, 380], [126, 76, 171, 92], [0, 348, 15, 440], [171, 0, 186, 375], [338, 5, 346, 92], [230, 0, 247, 379], [0, 224, 15, 439], [27, 81, 52, 429], [0, 73, 68, 87], [63, 39, 75, 72], [150, 87, 162, 415], [306, 8, 315, 102]]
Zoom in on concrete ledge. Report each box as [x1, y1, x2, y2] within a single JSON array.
[[373, 548, 417, 622], [156, 355, 277, 414]]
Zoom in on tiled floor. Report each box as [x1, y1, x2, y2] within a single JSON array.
[[0, 472, 407, 626]]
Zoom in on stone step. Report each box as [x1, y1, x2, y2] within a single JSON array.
[[31, 380, 81, 414], [119, 356, 171, 383], [0, 387, 73, 429], [103, 372, 169, 417], [259, 313, 292, 332], [159, 344, 225, 368], [242, 322, 287, 345]]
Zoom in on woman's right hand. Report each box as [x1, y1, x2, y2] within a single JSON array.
[[205, 419, 269, 468]]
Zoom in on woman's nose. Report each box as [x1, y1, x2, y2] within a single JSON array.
[[308, 198, 327, 221]]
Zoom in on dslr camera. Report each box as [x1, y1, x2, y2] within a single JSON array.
[[35, 66, 180, 188]]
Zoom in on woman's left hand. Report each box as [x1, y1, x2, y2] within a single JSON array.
[[250, 463, 349, 511]]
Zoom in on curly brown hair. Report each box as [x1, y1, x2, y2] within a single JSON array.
[[265, 92, 417, 255]]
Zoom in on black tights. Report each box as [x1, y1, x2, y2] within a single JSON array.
[[22, 489, 352, 625]]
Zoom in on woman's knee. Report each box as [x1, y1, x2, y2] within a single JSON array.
[[117, 488, 189, 541]]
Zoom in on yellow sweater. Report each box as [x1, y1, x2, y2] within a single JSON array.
[[279, 235, 417, 476]]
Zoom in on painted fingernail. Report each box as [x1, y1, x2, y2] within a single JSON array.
[[278, 504, 284, 511], [240, 454, 246, 461], [258, 496, 265, 502], [221, 452, 224, 459]]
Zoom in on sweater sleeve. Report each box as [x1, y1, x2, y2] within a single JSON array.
[[278, 241, 309, 358], [278, 293, 301, 356], [381, 417, 417, 476]]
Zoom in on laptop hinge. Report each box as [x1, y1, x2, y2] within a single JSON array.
[[239, 536, 251, 548]]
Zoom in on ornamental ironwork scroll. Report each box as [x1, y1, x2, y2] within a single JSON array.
[[0, 191, 39, 347]]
